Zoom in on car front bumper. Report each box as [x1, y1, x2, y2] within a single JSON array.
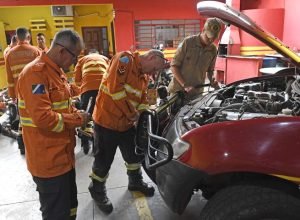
[[155, 159, 209, 214]]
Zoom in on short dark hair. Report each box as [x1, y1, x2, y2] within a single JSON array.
[[16, 27, 29, 41], [37, 33, 45, 37]]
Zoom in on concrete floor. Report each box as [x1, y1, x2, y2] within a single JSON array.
[[0, 133, 206, 220]]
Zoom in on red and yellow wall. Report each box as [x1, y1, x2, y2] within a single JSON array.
[[1, 0, 300, 88], [0, 0, 206, 89]]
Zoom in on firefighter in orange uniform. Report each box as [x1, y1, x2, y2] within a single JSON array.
[[89, 49, 168, 213], [74, 50, 109, 113], [5, 27, 41, 154], [74, 50, 109, 152], [17, 29, 89, 220], [5, 27, 41, 100], [36, 32, 48, 52], [3, 35, 17, 58]]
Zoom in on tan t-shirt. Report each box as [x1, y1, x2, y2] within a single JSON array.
[[168, 33, 217, 96]]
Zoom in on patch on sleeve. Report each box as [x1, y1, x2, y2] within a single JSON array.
[[118, 56, 130, 75], [32, 84, 46, 94], [118, 65, 126, 75], [119, 56, 130, 64]]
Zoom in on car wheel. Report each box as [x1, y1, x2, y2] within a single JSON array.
[[199, 185, 300, 220]]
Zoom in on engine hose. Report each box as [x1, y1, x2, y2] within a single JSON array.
[[291, 79, 300, 95], [285, 79, 294, 94], [211, 103, 244, 123]]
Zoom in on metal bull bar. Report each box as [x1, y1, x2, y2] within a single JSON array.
[[135, 91, 184, 170], [135, 83, 211, 170], [135, 109, 173, 170]]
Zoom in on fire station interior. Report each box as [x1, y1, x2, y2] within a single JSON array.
[[1, 0, 300, 219]]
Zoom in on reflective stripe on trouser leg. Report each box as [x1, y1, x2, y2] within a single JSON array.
[[70, 169, 78, 219], [89, 171, 109, 183], [70, 207, 77, 218], [125, 162, 141, 171]]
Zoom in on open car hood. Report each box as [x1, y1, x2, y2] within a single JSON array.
[[197, 1, 300, 67]]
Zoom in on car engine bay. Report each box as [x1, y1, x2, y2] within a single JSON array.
[[185, 72, 300, 127]]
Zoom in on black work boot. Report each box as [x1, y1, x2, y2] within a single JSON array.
[[127, 169, 155, 197], [88, 181, 113, 214]]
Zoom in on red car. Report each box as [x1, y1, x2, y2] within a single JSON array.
[[136, 1, 300, 219]]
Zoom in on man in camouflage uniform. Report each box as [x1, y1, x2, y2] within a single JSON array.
[[168, 18, 222, 99]]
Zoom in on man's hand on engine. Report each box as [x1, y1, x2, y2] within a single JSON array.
[[184, 86, 195, 93], [210, 78, 220, 90]]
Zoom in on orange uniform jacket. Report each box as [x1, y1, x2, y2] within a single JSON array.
[[37, 46, 49, 53], [17, 53, 84, 178], [74, 53, 109, 94], [93, 51, 149, 132], [3, 46, 11, 58], [5, 41, 41, 99]]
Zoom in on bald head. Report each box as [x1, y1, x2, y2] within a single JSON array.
[[144, 49, 164, 58], [140, 49, 168, 75]]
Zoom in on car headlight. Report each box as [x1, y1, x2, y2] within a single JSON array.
[[172, 137, 191, 159]]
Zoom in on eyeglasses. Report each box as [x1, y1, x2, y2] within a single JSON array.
[[55, 42, 77, 59]]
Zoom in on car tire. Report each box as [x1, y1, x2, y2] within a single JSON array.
[[199, 185, 300, 220]]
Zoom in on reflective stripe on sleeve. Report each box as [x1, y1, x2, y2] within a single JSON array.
[[51, 99, 69, 110], [129, 100, 138, 108], [100, 84, 127, 100], [18, 99, 70, 110], [18, 99, 25, 109], [20, 117, 37, 127], [20, 114, 64, 132], [137, 103, 149, 111], [8, 83, 15, 88], [124, 84, 142, 98], [112, 90, 126, 100], [51, 113, 64, 132], [129, 100, 149, 110]]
